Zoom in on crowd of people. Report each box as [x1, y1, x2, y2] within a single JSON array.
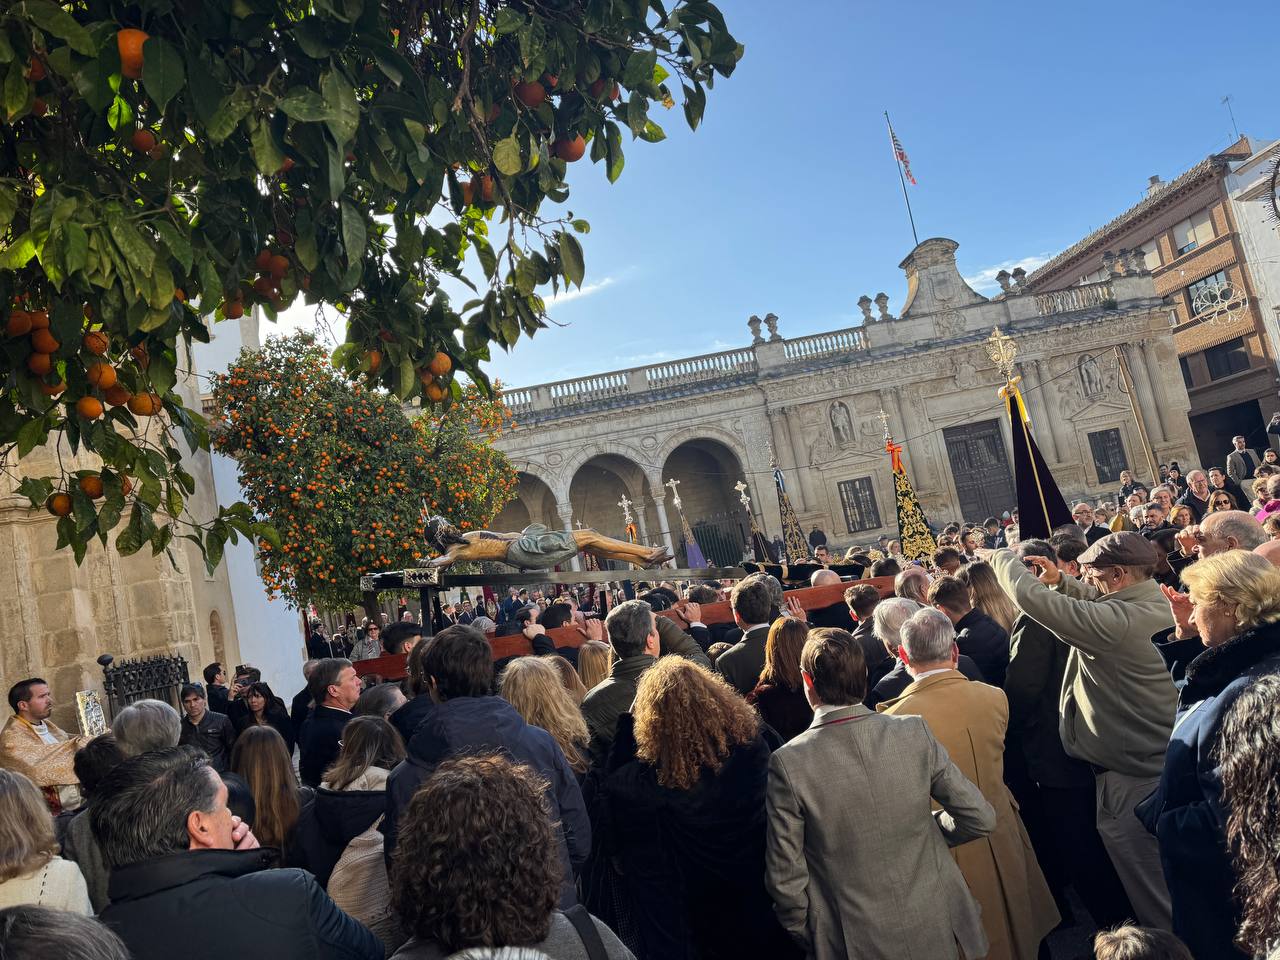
[[3, 439, 1280, 959]]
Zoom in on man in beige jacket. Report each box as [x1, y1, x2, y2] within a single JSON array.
[[989, 532, 1176, 930]]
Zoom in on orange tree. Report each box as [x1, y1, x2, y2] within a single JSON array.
[[0, 2, 741, 566], [211, 332, 517, 611]]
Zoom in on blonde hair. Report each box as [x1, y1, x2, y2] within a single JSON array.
[[0, 770, 57, 881], [1182, 551, 1280, 633], [500, 657, 589, 774], [1093, 925, 1192, 960], [957, 561, 1017, 634], [576, 640, 613, 692], [632, 657, 758, 791], [540, 653, 587, 706]]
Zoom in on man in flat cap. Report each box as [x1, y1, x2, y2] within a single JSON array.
[[988, 532, 1176, 931]]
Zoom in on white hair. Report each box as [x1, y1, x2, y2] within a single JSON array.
[[872, 597, 924, 652], [894, 568, 929, 605], [112, 699, 181, 757], [900, 608, 956, 664], [1203, 510, 1267, 551]]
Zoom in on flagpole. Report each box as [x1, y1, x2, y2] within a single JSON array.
[[884, 111, 919, 247]]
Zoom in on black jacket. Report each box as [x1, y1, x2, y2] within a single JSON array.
[[208, 683, 230, 716], [101, 848, 380, 960], [714, 624, 770, 695], [954, 608, 1010, 689], [599, 717, 801, 960], [388, 693, 434, 744], [178, 710, 236, 774], [233, 702, 296, 755], [287, 788, 386, 889], [1083, 524, 1110, 545], [290, 688, 312, 745], [384, 696, 590, 907], [867, 655, 985, 709], [807, 602, 856, 632], [299, 706, 353, 788], [1138, 619, 1280, 959]]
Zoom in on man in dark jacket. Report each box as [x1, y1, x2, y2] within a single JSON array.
[[203, 663, 230, 715], [581, 600, 661, 766], [714, 579, 774, 695], [928, 575, 1010, 688], [178, 684, 236, 774], [299, 659, 362, 788], [290, 660, 319, 747], [383, 625, 590, 907], [805, 570, 857, 632], [1004, 540, 1134, 930], [92, 746, 380, 960]]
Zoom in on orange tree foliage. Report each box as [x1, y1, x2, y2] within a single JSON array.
[[210, 332, 516, 609], [0, 0, 741, 565]]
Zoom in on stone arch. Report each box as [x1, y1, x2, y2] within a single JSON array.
[[558, 440, 651, 496], [491, 472, 560, 533], [659, 436, 750, 567], [568, 453, 656, 542]]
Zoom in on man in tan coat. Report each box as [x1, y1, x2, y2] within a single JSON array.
[[766, 627, 996, 959], [989, 531, 1176, 930], [881, 608, 1059, 960]]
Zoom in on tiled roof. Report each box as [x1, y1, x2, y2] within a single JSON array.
[[1028, 156, 1221, 284]]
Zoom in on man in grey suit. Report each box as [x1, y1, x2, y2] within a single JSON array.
[[765, 627, 996, 960], [1227, 435, 1261, 487]]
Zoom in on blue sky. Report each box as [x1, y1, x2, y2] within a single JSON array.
[[278, 0, 1278, 388]]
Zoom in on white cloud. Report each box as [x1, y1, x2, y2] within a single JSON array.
[[963, 253, 1051, 293], [546, 275, 616, 307]]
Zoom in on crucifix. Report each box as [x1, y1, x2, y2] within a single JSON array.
[[664, 477, 683, 510], [734, 479, 751, 512], [574, 519, 585, 530], [617, 494, 634, 525], [877, 408, 891, 443]]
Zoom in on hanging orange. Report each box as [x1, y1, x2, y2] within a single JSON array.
[[76, 396, 104, 419], [117, 29, 149, 80], [86, 363, 117, 388]]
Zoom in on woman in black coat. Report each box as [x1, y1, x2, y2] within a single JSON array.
[[599, 657, 799, 960], [745, 618, 812, 743], [234, 682, 295, 754], [1138, 551, 1280, 960]]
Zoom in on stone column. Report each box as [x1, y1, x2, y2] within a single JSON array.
[[555, 500, 581, 571], [1123, 342, 1165, 447], [776, 408, 812, 511], [1023, 360, 1061, 463], [649, 493, 677, 563], [1138, 339, 1170, 443]]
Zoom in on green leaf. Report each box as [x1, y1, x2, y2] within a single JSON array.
[[62, 223, 88, 276], [278, 89, 331, 122], [321, 70, 359, 144], [153, 220, 192, 274], [105, 210, 155, 277], [141, 37, 185, 111], [639, 120, 666, 143], [207, 90, 251, 143], [682, 82, 706, 131], [166, 483, 184, 518], [150, 523, 174, 556], [14, 1, 95, 56], [0, 231, 37, 270], [571, 219, 590, 234], [494, 7, 526, 34], [475, 236, 497, 281], [0, 188, 16, 233], [493, 136, 522, 176], [558, 232, 585, 288], [398, 354, 415, 398], [252, 522, 282, 550], [604, 121, 625, 182], [0, 32, 12, 64], [4, 59, 29, 120], [107, 94, 133, 131], [204, 530, 225, 573], [340, 199, 366, 263], [249, 116, 285, 176], [116, 520, 143, 556], [623, 49, 657, 87]]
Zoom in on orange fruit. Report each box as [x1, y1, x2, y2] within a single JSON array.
[[27, 353, 52, 376], [226, 300, 245, 319], [417, 367, 433, 385], [127, 392, 161, 416], [425, 381, 447, 402], [27, 58, 45, 82], [117, 29, 149, 80], [83, 330, 109, 354], [130, 129, 156, 152], [174, 287, 186, 303], [428, 351, 452, 376], [104, 384, 132, 406], [40, 379, 66, 396], [252, 276, 275, 296], [129, 344, 149, 368], [148, 144, 166, 160], [366, 349, 382, 374], [79, 474, 104, 499], [28, 310, 49, 329], [86, 362, 117, 388], [6, 312, 32, 337], [255, 249, 273, 272], [121, 476, 133, 496], [461, 180, 474, 206], [76, 396, 104, 419], [554, 135, 586, 162], [514, 80, 545, 107], [268, 254, 289, 279], [280, 157, 295, 173], [30, 328, 59, 353], [476, 175, 494, 202], [46, 493, 73, 517], [32, 98, 47, 117]]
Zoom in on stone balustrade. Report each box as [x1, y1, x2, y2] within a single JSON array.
[[1034, 279, 1115, 316], [647, 347, 756, 389], [782, 327, 869, 361]]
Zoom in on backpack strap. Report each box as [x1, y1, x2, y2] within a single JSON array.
[[561, 904, 609, 960]]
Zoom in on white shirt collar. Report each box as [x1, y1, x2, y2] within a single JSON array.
[[909, 666, 954, 681]]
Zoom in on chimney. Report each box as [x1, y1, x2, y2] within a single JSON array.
[[1146, 175, 1164, 197]]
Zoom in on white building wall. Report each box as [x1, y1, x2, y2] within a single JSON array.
[[1227, 138, 1280, 373]]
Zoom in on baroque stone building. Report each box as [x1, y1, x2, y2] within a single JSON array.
[[492, 238, 1197, 562]]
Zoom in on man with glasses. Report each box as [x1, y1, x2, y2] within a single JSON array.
[[989, 532, 1177, 931], [1071, 502, 1110, 545], [1175, 470, 1212, 522]]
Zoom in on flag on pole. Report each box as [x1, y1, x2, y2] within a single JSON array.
[[1005, 387, 1072, 540], [884, 433, 936, 563], [678, 512, 708, 568], [890, 127, 917, 185]]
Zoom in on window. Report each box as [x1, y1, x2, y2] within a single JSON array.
[[1088, 429, 1129, 484], [1173, 209, 1215, 255], [1142, 244, 1162, 271], [1205, 338, 1251, 380], [837, 477, 881, 534], [1179, 356, 1194, 389], [1187, 270, 1228, 314]]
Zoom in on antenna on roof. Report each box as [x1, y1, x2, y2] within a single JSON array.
[[1221, 95, 1240, 141]]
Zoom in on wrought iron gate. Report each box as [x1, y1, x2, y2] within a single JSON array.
[[98, 653, 190, 721]]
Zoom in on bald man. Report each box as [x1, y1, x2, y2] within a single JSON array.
[[1255, 540, 1280, 568], [806, 569, 857, 631]]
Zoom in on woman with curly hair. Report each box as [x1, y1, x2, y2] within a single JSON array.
[[1136, 551, 1280, 959], [500, 658, 590, 777], [745, 618, 812, 742], [1220, 673, 1280, 960], [389, 754, 631, 960], [600, 657, 800, 960]]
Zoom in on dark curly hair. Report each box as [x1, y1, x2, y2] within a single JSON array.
[[390, 755, 560, 952], [1220, 672, 1280, 955]]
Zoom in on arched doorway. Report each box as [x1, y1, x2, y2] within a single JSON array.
[[568, 454, 657, 547], [490, 472, 559, 533], [661, 438, 749, 567]]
